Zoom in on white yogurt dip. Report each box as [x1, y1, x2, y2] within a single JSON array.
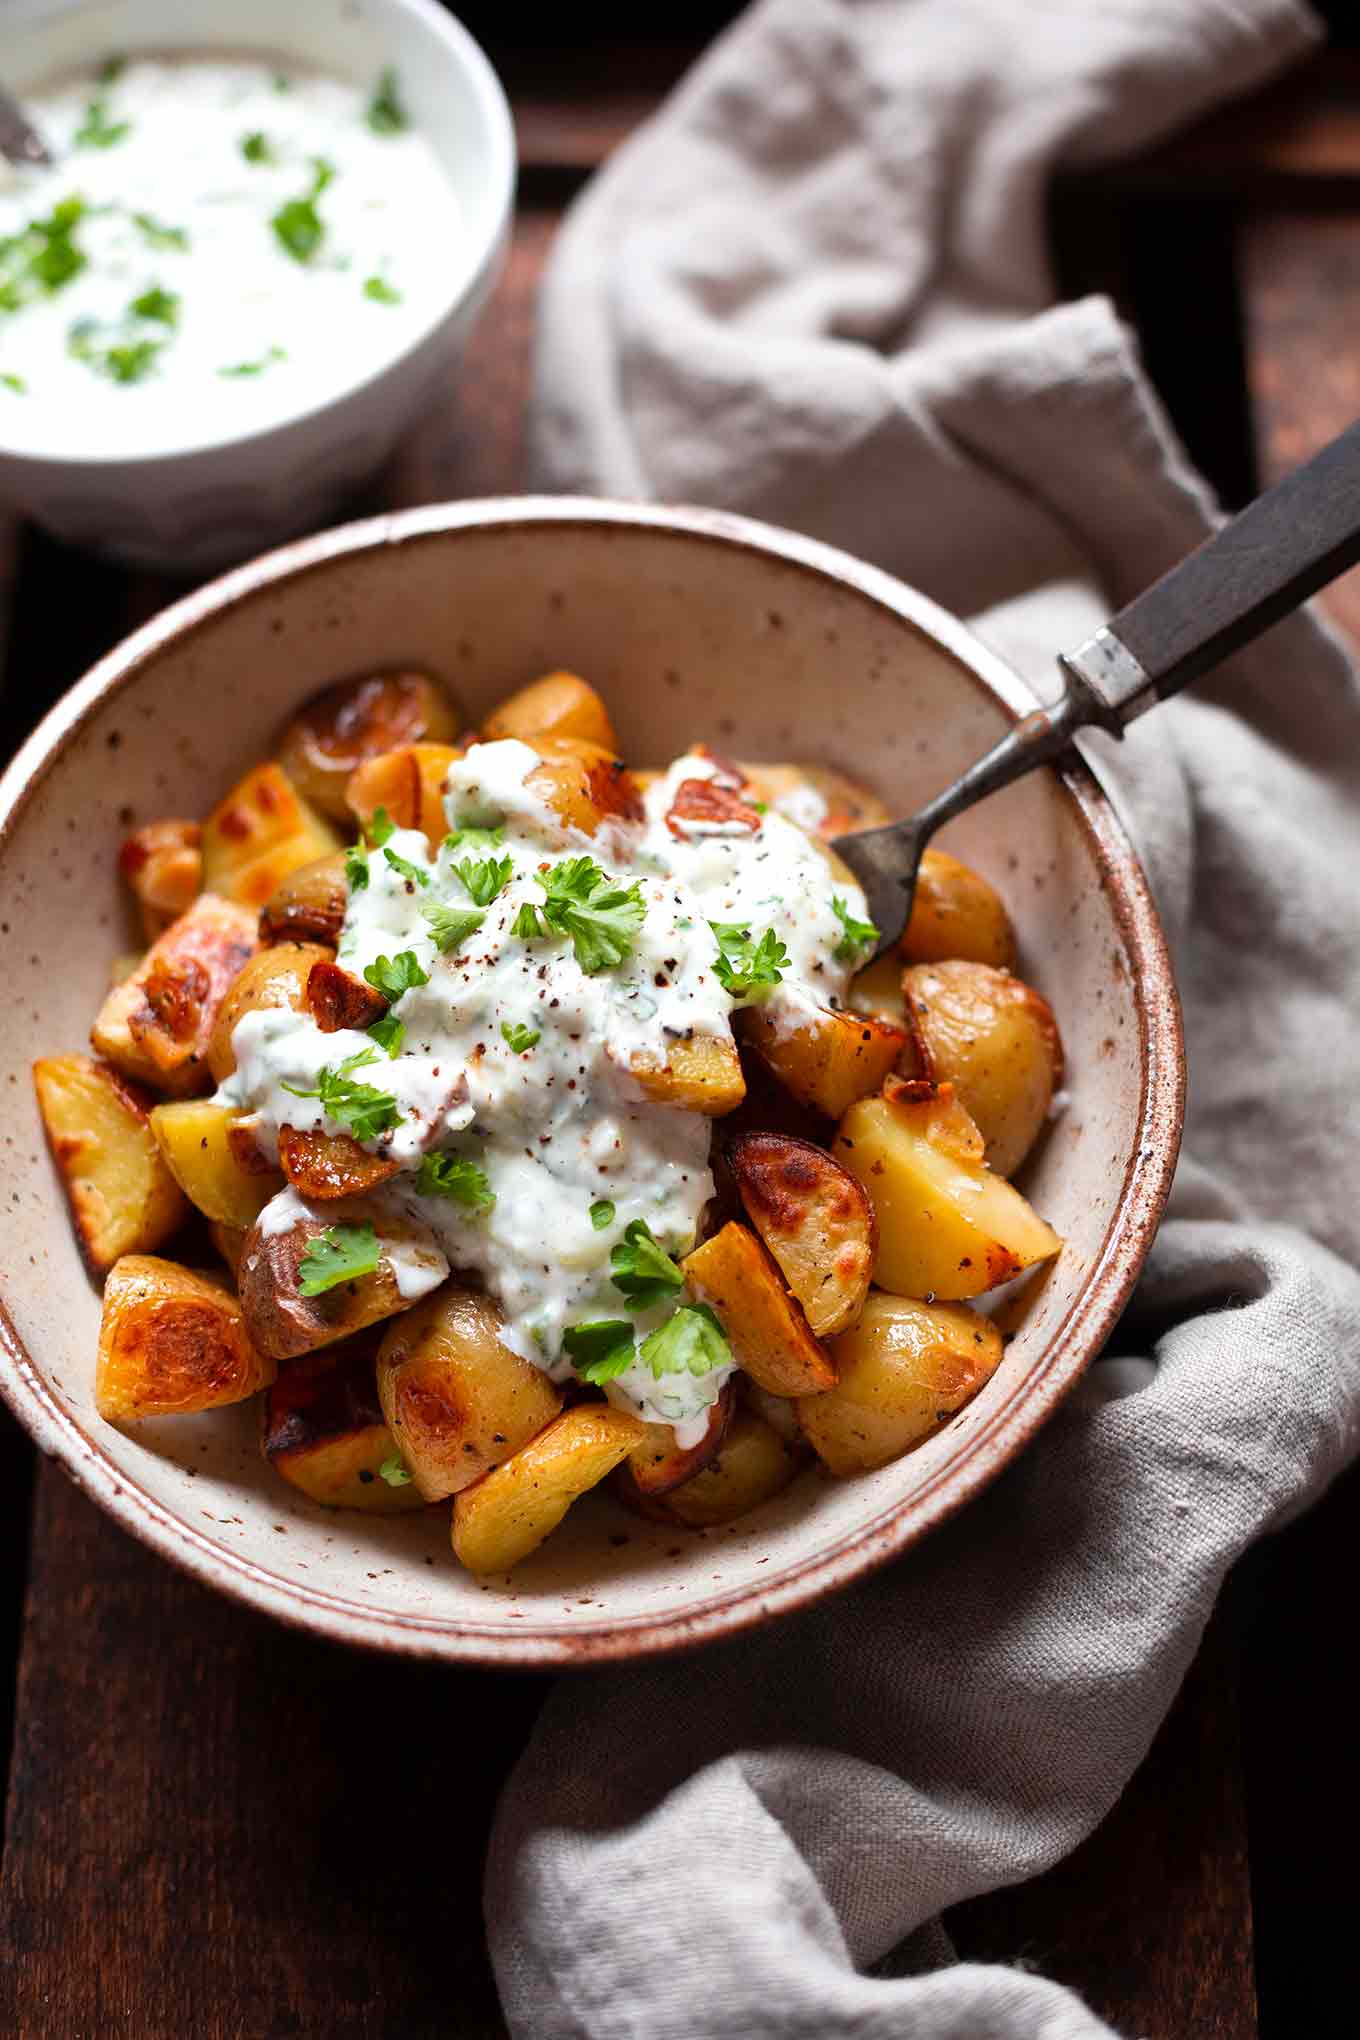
[[0, 54, 460, 453]]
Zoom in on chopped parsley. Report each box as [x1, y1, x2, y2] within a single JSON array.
[[454, 853, 513, 907], [501, 1020, 540, 1055], [1, 198, 86, 313], [590, 1199, 616, 1232], [415, 1150, 495, 1209], [132, 212, 189, 252], [74, 91, 130, 150], [563, 1319, 636, 1386], [363, 274, 402, 304], [281, 1050, 402, 1143], [363, 950, 430, 1001], [367, 1013, 405, 1058], [443, 824, 504, 854], [367, 806, 396, 847], [241, 130, 276, 164], [831, 896, 880, 962], [611, 1219, 684, 1309], [378, 1452, 413, 1487], [217, 346, 286, 378], [511, 901, 544, 941], [708, 921, 790, 998], [98, 56, 126, 85], [271, 157, 333, 264], [421, 902, 485, 954], [383, 844, 429, 888], [297, 1221, 381, 1297], [67, 319, 164, 385], [531, 856, 647, 974], [129, 286, 179, 326], [0, 373, 24, 394], [344, 843, 369, 890], [367, 67, 409, 135], [639, 1303, 733, 1379]]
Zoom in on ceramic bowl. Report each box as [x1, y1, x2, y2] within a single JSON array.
[[0, 0, 514, 573], [0, 498, 1184, 1666]]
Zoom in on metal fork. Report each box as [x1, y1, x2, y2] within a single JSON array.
[[833, 415, 1360, 957], [0, 83, 51, 168]]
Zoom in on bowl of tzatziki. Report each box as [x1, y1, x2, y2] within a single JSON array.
[[0, 0, 514, 571]]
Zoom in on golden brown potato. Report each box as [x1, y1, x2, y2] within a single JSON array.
[[900, 849, 1016, 970], [210, 1221, 247, 1281], [346, 742, 462, 855], [625, 1034, 746, 1115], [304, 956, 388, 1034], [34, 1055, 188, 1275], [277, 1126, 400, 1201], [683, 1222, 835, 1396], [150, 1099, 284, 1228], [524, 738, 646, 836], [375, 1285, 563, 1500], [97, 1255, 275, 1420], [482, 671, 620, 753], [742, 1003, 906, 1120], [833, 1081, 1061, 1300], [277, 672, 462, 821], [636, 1409, 803, 1527], [258, 851, 348, 947], [737, 762, 892, 839], [662, 776, 764, 837], [620, 1380, 735, 1498], [846, 954, 907, 1024], [799, 1293, 1003, 1474], [451, 1404, 645, 1575], [202, 763, 342, 910], [205, 940, 332, 1085], [237, 1197, 447, 1361], [900, 960, 1063, 1178], [91, 894, 259, 1097], [118, 820, 203, 941], [262, 1337, 427, 1513], [727, 1132, 874, 1337]]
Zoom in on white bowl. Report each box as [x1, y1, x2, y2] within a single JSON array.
[[0, 0, 514, 572]]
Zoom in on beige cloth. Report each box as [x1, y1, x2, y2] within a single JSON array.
[[488, 3, 1360, 2034]]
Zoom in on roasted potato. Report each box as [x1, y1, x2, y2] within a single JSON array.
[[277, 672, 462, 821], [524, 737, 646, 836], [118, 820, 202, 941], [662, 775, 764, 837], [150, 1098, 285, 1227], [683, 1221, 835, 1396], [833, 1081, 1061, 1300], [262, 1337, 427, 1513], [258, 851, 348, 947], [847, 954, 907, 1024], [737, 762, 891, 839], [482, 671, 620, 753], [346, 742, 461, 855], [202, 763, 342, 910], [34, 1054, 188, 1274], [625, 1034, 746, 1115], [451, 1403, 644, 1574], [632, 1409, 803, 1527], [108, 950, 145, 990], [799, 1293, 1003, 1474], [741, 1003, 906, 1119], [727, 1132, 874, 1336], [900, 960, 1063, 1178], [620, 1380, 735, 1498], [206, 940, 333, 1084], [209, 1222, 247, 1281], [91, 894, 259, 1097], [238, 1196, 448, 1361], [900, 849, 1016, 970], [277, 1126, 400, 1201], [375, 1285, 563, 1500], [305, 957, 390, 1034], [97, 1254, 275, 1420]]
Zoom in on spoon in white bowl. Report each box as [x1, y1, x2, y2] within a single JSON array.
[[0, 82, 51, 168], [833, 414, 1360, 958]]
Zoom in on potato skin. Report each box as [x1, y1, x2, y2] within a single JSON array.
[[258, 851, 348, 947], [277, 672, 461, 821], [728, 1132, 874, 1337], [305, 957, 387, 1033], [451, 1405, 645, 1574], [206, 941, 332, 1084], [277, 1127, 400, 1201], [97, 1255, 275, 1420], [624, 1409, 803, 1527], [900, 849, 1016, 970], [150, 1099, 284, 1227], [202, 763, 342, 910], [741, 1004, 906, 1120], [626, 1034, 746, 1115], [524, 738, 645, 835], [238, 1198, 448, 1361], [34, 1054, 188, 1274], [482, 671, 619, 753], [346, 743, 462, 855], [91, 894, 259, 1098], [799, 1293, 1003, 1474], [901, 961, 1063, 1178], [683, 1222, 835, 1395], [118, 820, 202, 942], [621, 1380, 735, 1497], [262, 1337, 426, 1514]]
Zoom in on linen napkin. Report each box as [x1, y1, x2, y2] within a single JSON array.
[[488, 3, 1360, 2033]]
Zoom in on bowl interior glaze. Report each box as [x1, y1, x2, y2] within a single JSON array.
[[0, 501, 1183, 1665]]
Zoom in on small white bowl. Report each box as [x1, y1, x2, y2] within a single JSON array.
[[0, 0, 515, 572]]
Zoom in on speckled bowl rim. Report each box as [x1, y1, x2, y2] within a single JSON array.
[[0, 497, 1186, 1668]]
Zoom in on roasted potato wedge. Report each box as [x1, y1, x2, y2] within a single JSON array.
[[900, 960, 1064, 1178], [118, 819, 202, 942], [262, 1337, 426, 1513], [626, 1034, 746, 1115], [150, 1099, 285, 1227], [900, 849, 1016, 970], [346, 742, 461, 855], [833, 1081, 1061, 1300], [727, 1132, 874, 1337], [91, 894, 259, 1097], [846, 954, 907, 1025], [737, 762, 891, 839], [375, 1285, 563, 1500], [662, 775, 764, 837], [34, 1054, 188, 1274], [97, 1255, 275, 1420], [633, 1409, 803, 1527], [305, 956, 389, 1033], [742, 1003, 906, 1119], [683, 1221, 835, 1395], [451, 1404, 644, 1574], [799, 1293, 1003, 1474], [206, 940, 333, 1084], [202, 763, 342, 910], [524, 737, 646, 836], [238, 1195, 448, 1361], [277, 1126, 400, 1201], [277, 672, 461, 821], [258, 852, 348, 947], [482, 671, 619, 753], [621, 1380, 736, 1497]]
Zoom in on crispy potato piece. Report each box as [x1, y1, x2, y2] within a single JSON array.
[[833, 1081, 1061, 1300], [150, 1099, 285, 1227], [258, 851, 348, 947], [118, 820, 203, 942], [202, 763, 342, 910], [634, 1410, 803, 1527], [847, 954, 907, 1024], [727, 1132, 875, 1337], [663, 776, 763, 837], [900, 849, 1016, 970], [277, 1126, 400, 1202], [346, 742, 461, 855], [375, 1285, 563, 1500], [262, 1337, 427, 1513], [737, 762, 892, 839], [91, 894, 259, 1097], [683, 1222, 835, 1395], [626, 1034, 746, 1115], [210, 1221, 247, 1281], [621, 1380, 736, 1498], [900, 960, 1064, 1178], [277, 672, 462, 822], [742, 1003, 906, 1119], [799, 1293, 1003, 1474], [525, 737, 645, 835], [206, 940, 332, 1084], [451, 1404, 644, 1575], [238, 1195, 448, 1361], [305, 956, 388, 1033], [482, 671, 619, 753], [34, 1055, 188, 1275], [97, 1255, 275, 1420]]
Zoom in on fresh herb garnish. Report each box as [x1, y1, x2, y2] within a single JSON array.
[[217, 346, 286, 378], [241, 130, 275, 164], [271, 157, 332, 264], [420, 902, 485, 954], [67, 319, 164, 384], [132, 212, 188, 251], [367, 806, 395, 847], [367, 66, 409, 135], [383, 844, 429, 888], [297, 1220, 381, 1296], [533, 857, 647, 974], [512, 902, 544, 941], [708, 921, 790, 998], [281, 1052, 402, 1143], [610, 1219, 685, 1309], [501, 1021, 540, 1055], [129, 285, 179, 326], [443, 824, 504, 854], [344, 843, 369, 890], [830, 896, 880, 963], [590, 1199, 616, 1232], [639, 1302, 732, 1379], [415, 1150, 495, 1209], [74, 92, 130, 150], [0, 373, 24, 394], [1, 198, 87, 313], [378, 1452, 413, 1486], [98, 56, 126, 85], [563, 1319, 636, 1386], [362, 950, 430, 1001], [454, 853, 513, 907], [367, 1013, 405, 1058], [363, 274, 402, 304]]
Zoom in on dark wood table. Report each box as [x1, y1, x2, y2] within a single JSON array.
[[3, 23, 1358, 2037]]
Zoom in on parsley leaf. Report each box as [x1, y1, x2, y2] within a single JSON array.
[[68, 319, 164, 384], [363, 274, 402, 304], [129, 285, 179, 326], [378, 1452, 413, 1487], [454, 853, 513, 907], [415, 1150, 495, 1209], [363, 950, 429, 1001], [344, 843, 369, 890], [366, 806, 395, 847], [512, 902, 545, 941], [1, 199, 87, 314], [610, 1219, 684, 1309], [241, 130, 275, 164], [536, 857, 647, 974], [421, 902, 485, 954], [383, 844, 429, 888], [708, 921, 790, 998], [367, 66, 409, 135], [830, 896, 880, 963], [132, 212, 188, 251], [639, 1303, 733, 1379], [563, 1319, 636, 1386], [217, 345, 286, 378], [74, 96, 130, 150], [271, 158, 332, 265], [590, 1199, 616, 1231], [297, 1221, 381, 1297], [501, 1020, 540, 1055], [367, 1013, 405, 1058], [281, 1055, 402, 1142], [0, 373, 24, 394], [443, 824, 504, 855]]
